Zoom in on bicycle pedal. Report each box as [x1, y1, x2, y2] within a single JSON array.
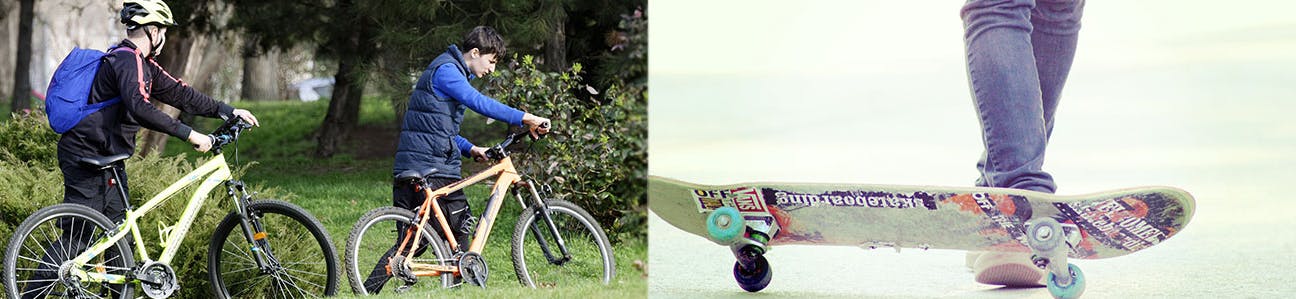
[[394, 284, 413, 293]]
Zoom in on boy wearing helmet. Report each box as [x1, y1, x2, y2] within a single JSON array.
[[361, 26, 551, 293], [20, 1, 260, 297], [58, 0, 259, 226]]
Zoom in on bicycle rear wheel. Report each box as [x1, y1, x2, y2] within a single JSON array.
[[208, 199, 338, 298], [3, 203, 135, 299], [511, 200, 615, 287], [344, 206, 453, 295]]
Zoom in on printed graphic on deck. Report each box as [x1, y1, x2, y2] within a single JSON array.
[[762, 188, 938, 210], [1055, 194, 1180, 252], [690, 187, 768, 213]]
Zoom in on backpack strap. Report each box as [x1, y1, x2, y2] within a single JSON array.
[[92, 47, 135, 108]]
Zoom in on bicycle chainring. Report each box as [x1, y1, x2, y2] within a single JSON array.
[[136, 261, 179, 299], [457, 252, 489, 288]]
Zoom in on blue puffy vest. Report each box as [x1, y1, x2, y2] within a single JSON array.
[[393, 46, 471, 178]]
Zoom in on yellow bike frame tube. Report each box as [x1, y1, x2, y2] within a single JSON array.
[[70, 155, 231, 280]]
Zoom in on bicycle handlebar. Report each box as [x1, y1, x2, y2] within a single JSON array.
[[208, 116, 252, 154], [485, 124, 549, 161]]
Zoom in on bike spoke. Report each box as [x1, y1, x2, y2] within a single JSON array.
[[223, 242, 257, 260], [270, 272, 300, 299], [276, 270, 324, 298], [15, 254, 61, 269], [220, 265, 261, 277], [227, 273, 271, 295], [18, 281, 58, 298], [35, 224, 67, 263], [277, 266, 329, 279]]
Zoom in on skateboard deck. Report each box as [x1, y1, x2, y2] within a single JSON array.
[[650, 175, 1195, 259]]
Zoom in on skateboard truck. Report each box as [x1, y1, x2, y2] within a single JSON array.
[[1024, 217, 1086, 299], [706, 207, 775, 292]]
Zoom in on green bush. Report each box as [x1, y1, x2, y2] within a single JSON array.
[[483, 56, 647, 242], [1, 112, 291, 297], [0, 109, 59, 169], [480, 9, 647, 242]]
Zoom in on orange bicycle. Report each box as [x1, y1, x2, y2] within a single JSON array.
[[342, 127, 614, 294]]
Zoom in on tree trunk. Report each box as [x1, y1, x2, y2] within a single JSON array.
[[137, 34, 203, 157], [240, 39, 281, 101], [315, 3, 371, 158], [543, 4, 568, 72], [315, 57, 364, 158], [9, 0, 34, 113]]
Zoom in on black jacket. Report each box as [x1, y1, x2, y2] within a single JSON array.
[[57, 39, 233, 161]]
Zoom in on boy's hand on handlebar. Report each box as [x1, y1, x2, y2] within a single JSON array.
[[470, 146, 490, 162], [232, 109, 260, 127], [521, 113, 551, 137], [188, 131, 213, 153]]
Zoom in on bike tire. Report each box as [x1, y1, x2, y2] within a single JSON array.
[[208, 199, 339, 298], [343, 206, 453, 295], [510, 199, 615, 287], [3, 203, 135, 299]]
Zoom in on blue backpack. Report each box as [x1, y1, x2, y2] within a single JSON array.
[[45, 47, 130, 134]]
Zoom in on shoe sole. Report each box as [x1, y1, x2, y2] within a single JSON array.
[[974, 263, 1044, 287]]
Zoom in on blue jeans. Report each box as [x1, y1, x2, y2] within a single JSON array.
[[962, 0, 1084, 193]]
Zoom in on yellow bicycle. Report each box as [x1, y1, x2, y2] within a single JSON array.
[[2, 117, 339, 298]]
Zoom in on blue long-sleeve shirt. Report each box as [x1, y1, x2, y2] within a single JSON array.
[[432, 63, 525, 157]]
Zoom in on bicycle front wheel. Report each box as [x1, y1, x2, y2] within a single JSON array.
[[208, 199, 339, 298], [3, 203, 135, 299], [511, 200, 615, 287]]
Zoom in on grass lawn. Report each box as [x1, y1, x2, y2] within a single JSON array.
[[168, 100, 646, 297]]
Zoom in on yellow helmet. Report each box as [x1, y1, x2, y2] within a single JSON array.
[[120, 0, 177, 28]]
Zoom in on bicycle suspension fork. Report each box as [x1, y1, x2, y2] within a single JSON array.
[[226, 180, 278, 272], [516, 180, 572, 265]]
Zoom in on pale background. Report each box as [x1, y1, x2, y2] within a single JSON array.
[[648, 0, 1296, 297]]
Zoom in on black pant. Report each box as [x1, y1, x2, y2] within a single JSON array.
[[363, 177, 473, 293], [22, 159, 128, 298]]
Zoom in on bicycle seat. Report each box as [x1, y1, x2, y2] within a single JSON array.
[[77, 154, 130, 170], [395, 167, 438, 182]]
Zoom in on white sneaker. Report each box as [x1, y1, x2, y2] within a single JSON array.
[[968, 251, 1045, 287]]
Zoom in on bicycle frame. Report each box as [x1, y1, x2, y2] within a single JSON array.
[[397, 153, 570, 277], [397, 156, 516, 276], [69, 154, 234, 284]]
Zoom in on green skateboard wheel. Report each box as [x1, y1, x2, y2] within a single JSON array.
[[707, 207, 744, 243], [1046, 263, 1085, 299]]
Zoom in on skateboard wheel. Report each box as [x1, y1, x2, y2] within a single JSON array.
[[732, 255, 772, 292], [1046, 263, 1085, 299], [707, 207, 744, 244]]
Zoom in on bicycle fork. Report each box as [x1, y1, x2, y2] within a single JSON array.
[[226, 180, 279, 273], [517, 180, 572, 265]]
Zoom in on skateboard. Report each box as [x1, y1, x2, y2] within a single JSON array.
[[649, 175, 1195, 298]]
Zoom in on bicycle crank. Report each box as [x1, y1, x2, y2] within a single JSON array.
[[457, 252, 489, 288], [136, 261, 179, 299]]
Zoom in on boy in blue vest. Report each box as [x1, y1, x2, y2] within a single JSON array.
[[364, 26, 551, 293]]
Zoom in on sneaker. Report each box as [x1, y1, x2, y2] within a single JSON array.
[[968, 251, 1045, 287]]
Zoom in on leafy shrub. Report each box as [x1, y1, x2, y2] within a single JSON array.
[[483, 36, 647, 242], [0, 109, 59, 169]]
